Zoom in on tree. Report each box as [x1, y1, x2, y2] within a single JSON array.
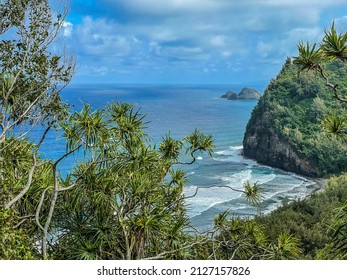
[[0, 0, 74, 143], [0, 2, 216, 258], [293, 21, 347, 258], [1, 1, 264, 261], [47, 102, 215, 260], [293, 22, 347, 137], [0, 0, 74, 259]]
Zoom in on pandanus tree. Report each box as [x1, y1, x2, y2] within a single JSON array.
[[293, 21, 347, 259], [0, 0, 216, 259], [0, 0, 74, 259], [50, 102, 215, 260], [0, 0, 265, 260]]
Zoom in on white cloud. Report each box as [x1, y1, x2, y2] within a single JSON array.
[[211, 36, 226, 47], [286, 27, 322, 43], [149, 41, 161, 56], [67, 1, 347, 83], [222, 51, 232, 58], [92, 66, 109, 75], [62, 21, 73, 37], [75, 16, 138, 56], [162, 46, 207, 61], [335, 16, 347, 33], [256, 41, 273, 58], [256, 26, 322, 58]]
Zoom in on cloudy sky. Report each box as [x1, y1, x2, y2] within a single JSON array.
[[60, 0, 347, 86]]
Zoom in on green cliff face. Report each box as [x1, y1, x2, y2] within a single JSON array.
[[243, 58, 347, 177]]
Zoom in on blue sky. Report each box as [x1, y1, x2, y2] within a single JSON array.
[[60, 0, 347, 87]]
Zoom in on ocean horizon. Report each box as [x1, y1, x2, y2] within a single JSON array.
[[36, 83, 317, 231]]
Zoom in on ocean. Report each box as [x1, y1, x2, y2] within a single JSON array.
[[37, 84, 316, 231]]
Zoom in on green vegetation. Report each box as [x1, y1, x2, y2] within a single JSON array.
[[1, 1, 347, 260], [256, 175, 347, 259], [289, 21, 347, 259], [0, 0, 259, 260], [245, 57, 347, 176]]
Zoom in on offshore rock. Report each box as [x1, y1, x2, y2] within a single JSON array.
[[221, 87, 261, 100], [238, 87, 261, 99]]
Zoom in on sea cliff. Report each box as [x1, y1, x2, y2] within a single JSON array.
[[243, 58, 347, 177]]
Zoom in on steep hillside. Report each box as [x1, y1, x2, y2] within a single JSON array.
[[243, 58, 347, 177]]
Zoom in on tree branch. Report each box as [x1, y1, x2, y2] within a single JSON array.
[[316, 64, 347, 103], [141, 238, 210, 260], [5, 154, 37, 209]]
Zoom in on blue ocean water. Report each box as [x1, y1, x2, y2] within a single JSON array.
[[37, 84, 316, 230]]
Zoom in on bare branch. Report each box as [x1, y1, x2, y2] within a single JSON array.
[[184, 184, 245, 200], [35, 186, 52, 233], [5, 154, 37, 209]]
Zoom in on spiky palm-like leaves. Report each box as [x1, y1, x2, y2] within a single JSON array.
[[50, 102, 216, 260], [322, 205, 347, 259], [184, 128, 215, 157], [332, 205, 347, 258], [244, 181, 262, 205], [322, 112, 347, 137], [294, 22, 347, 103], [269, 233, 302, 260], [293, 22, 347, 73], [213, 215, 267, 259], [321, 22, 347, 61], [159, 133, 183, 162], [293, 20, 347, 260], [293, 42, 323, 73]]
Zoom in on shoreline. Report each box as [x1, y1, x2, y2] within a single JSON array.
[[188, 149, 328, 232], [305, 177, 327, 195], [239, 148, 327, 196]]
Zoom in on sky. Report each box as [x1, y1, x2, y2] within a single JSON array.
[[58, 0, 347, 87]]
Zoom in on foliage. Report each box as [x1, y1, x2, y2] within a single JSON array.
[[0, 0, 76, 259], [0, 208, 36, 259], [254, 174, 347, 259], [246, 56, 347, 176], [243, 181, 262, 204], [246, 22, 347, 177], [0, 0, 220, 261], [292, 21, 347, 259], [294, 42, 324, 72], [0, 0, 74, 144], [47, 102, 216, 260], [328, 205, 347, 259], [0, 1, 217, 259], [4, 0, 347, 262]]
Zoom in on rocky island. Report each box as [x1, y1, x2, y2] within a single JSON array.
[[221, 87, 261, 100]]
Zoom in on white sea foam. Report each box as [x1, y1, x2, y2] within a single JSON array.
[[215, 145, 242, 156], [230, 145, 244, 150], [215, 150, 235, 156], [232, 169, 252, 181], [184, 184, 244, 217], [213, 146, 257, 166], [186, 169, 316, 221], [252, 173, 276, 185], [196, 156, 203, 160], [212, 156, 241, 163]]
